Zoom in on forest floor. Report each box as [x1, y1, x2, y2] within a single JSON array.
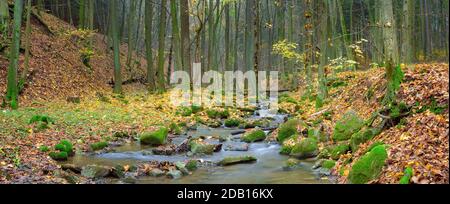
[[0, 8, 448, 184]]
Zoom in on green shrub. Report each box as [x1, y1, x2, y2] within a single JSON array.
[[29, 115, 54, 125], [322, 160, 336, 170], [290, 138, 318, 159], [224, 118, 241, 127], [90, 142, 108, 151], [350, 128, 381, 151], [176, 106, 193, 116], [169, 122, 182, 135], [55, 140, 73, 155], [332, 111, 364, 141], [140, 128, 168, 145], [329, 144, 350, 160], [348, 145, 388, 184], [191, 105, 203, 114], [241, 129, 266, 143], [49, 151, 68, 161], [277, 119, 302, 143], [206, 109, 230, 119], [308, 128, 327, 142], [399, 167, 413, 184]]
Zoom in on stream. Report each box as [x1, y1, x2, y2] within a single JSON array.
[[62, 98, 330, 184]]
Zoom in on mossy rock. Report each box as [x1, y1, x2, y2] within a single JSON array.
[[224, 118, 241, 127], [169, 122, 183, 135], [277, 119, 302, 143], [279, 135, 300, 155], [290, 138, 318, 159], [81, 165, 111, 179], [49, 151, 68, 161], [332, 111, 365, 141], [218, 156, 257, 166], [189, 140, 215, 155], [307, 128, 328, 142], [140, 128, 168, 145], [186, 160, 198, 171], [90, 142, 108, 151], [206, 109, 230, 119], [328, 144, 350, 160], [241, 129, 266, 143], [55, 140, 74, 156], [399, 167, 413, 184], [348, 145, 388, 184], [350, 128, 381, 151], [322, 160, 336, 170], [283, 158, 300, 170]]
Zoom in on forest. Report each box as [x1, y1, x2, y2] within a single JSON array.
[[0, 0, 448, 184]]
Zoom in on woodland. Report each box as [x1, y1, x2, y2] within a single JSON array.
[[0, 0, 448, 184]]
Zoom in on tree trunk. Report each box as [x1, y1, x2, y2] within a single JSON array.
[[170, 0, 182, 71], [111, 0, 122, 94], [145, 0, 155, 89], [180, 0, 191, 76], [157, 0, 167, 91], [6, 0, 24, 109]]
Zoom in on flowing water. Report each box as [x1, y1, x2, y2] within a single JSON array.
[[64, 99, 330, 184]]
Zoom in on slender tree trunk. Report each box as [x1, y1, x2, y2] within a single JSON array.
[[67, 0, 73, 25], [79, 0, 86, 29], [111, 0, 122, 94], [20, 0, 32, 92], [6, 0, 24, 109], [145, 0, 155, 89], [170, 0, 182, 71], [233, 1, 240, 72], [127, 0, 137, 68], [157, 0, 167, 91], [224, 3, 231, 71], [180, 0, 191, 76], [244, 0, 254, 72], [401, 0, 414, 63]]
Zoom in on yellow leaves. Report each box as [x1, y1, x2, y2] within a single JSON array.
[[123, 165, 130, 172]]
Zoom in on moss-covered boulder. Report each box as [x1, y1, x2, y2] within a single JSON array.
[[49, 151, 68, 161], [290, 138, 318, 159], [283, 158, 301, 170], [350, 128, 381, 151], [206, 109, 230, 119], [348, 145, 388, 184], [189, 139, 215, 155], [332, 111, 365, 141], [328, 144, 350, 160], [224, 118, 241, 127], [186, 160, 198, 171], [54, 140, 74, 156], [241, 129, 266, 143], [90, 141, 108, 151], [279, 135, 300, 155], [307, 128, 328, 142], [277, 119, 302, 143], [140, 128, 168, 145], [218, 156, 257, 166], [81, 165, 111, 179]]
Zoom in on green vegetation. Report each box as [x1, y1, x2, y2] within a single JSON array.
[[332, 111, 365, 141], [348, 145, 388, 184], [241, 129, 266, 143], [399, 167, 413, 184], [329, 144, 350, 160], [49, 151, 68, 161], [140, 128, 168, 145], [185, 160, 198, 171], [206, 109, 230, 119], [224, 118, 241, 127], [277, 119, 302, 143], [38, 145, 50, 152], [90, 141, 108, 151], [54, 140, 73, 156], [290, 138, 318, 159], [322, 160, 336, 170], [350, 128, 381, 151]]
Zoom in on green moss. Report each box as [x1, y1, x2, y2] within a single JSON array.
[[290, 138, 318, 159], [322, 160, 336, 170], [365, 141, 385, 154], [169, 122, 182, 135], [348, 145, 388, 184], [140, 128, 168, 145], [39, 145, 50, 152], [307, 128, 327, 142], [280, 145, 293, 155], [241, 129, 266, 143], [49, 151, 68, 161], [176, 106, 193, 116], [350, 128, 381, 151], [206, 109, 230, 119], [399, 167, 413, 184], [218, 156, 257, 166], [55, 140, 73, 155], [332, 111, 364, 141], [189, 140, 215, 155], [224, 118, 241, 127], [329, 144, 350, 160], [186, 160, 198, 171], [29, 115, 55, 125], [277, 119, 302, 143], [90, 142, 108, 151]]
